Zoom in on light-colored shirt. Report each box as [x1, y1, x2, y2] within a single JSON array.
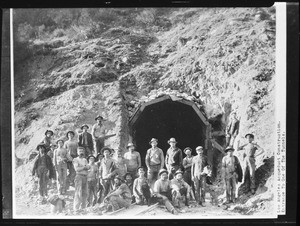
[[99, 157, 116, 179], [242, 143, 257, 158], [64, 140, 78, 158], [73, 157, 89, 176], [53, 147, 69, 166], [191, 155, 207, 179], [153, 179, 171, 194], [133, 177, 149, 197], [87, 163, 98, 181], [145, 147, 164, 168], [114, 157, 127, 178], [165, 147, 183, 168], [222, 155, 236, 179], [170, 178, 191, 193], [92, 123, 106, 139], [124, 151, 141, 171]]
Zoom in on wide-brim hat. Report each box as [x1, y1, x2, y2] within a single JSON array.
[[87, 155, 96, 162], [36, 143, 47, 151], [149, 138, 158, 145], [126, 143, 135, 149], [174, 169, 184, 176], [124, 172, 133, 179], [101, 146, 111, 154], [196, 146, 204, 151], [183, 147, 192, 154], [96, 153, 104, 161], [158, 168, 168, 176], [66, 131, 75, 137], [224, 146, 235, 152], [95, 115, 105, 121], [137, 166, 145, 172], [168, 138, 177, 144], [45, 130, 54, 136], [56, 138, 65, 144], [245, 133, 254, 139], [114, 175, 124, 182], [81, 124, 89, 130]]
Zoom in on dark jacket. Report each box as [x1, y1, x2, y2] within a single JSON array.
[[234, 156, 243, 182], [32, 154, 56, 179], [78, 132, 94, 150], [226, 119, 240, 136]]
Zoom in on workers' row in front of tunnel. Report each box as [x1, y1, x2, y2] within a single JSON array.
[[31, 114, 264, 215]]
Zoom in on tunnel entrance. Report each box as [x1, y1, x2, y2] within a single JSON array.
[[129, 95, 211, 167]]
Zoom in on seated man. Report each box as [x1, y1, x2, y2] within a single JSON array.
[[153, 169, 178, 215], [133, 167, 152, 205], [103, 175, 132, 212], [170, 170, 191, 208]]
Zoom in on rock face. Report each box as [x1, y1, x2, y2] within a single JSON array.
[[14, 7, 276, 215]]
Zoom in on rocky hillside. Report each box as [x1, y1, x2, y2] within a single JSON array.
[[14, 7, 276, 216]]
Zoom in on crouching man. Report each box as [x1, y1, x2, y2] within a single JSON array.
[[103, 175, 132, 212], [153, 169, 178, 215], [133, 167, 152, 205], [73, 147, 91, 213], [170, 170, 191, 208]]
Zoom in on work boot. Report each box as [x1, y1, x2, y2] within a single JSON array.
[[171, 209, 179, 215], [251, 189, 255, 195]]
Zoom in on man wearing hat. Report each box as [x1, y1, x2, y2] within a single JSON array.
[[225, 112, 240, 147], [73, 147, 91, 213], [165, 138, 183, 180], [92, 115, 107, 154], [238, 133, 264, 194], [64, 130, 78, 188], [191, 146, 208, 206], [40, 130, 55, 153], [222, 146, 238, 204], [32, 144, 55, 203], [182, 147, 194, 187], [53, 138, 71, 195], [78, 124, 94, 157], [103, 175, 132, 212], [124, 143, 141, 179], [133, 167, 151, 205], [99, 147, 117, 202], [87, 155, 98, 207], [114, 149, 127, 180], [145, 138, 164, 188], [153, 169, 178, 214], [170, 170, 192, 207]]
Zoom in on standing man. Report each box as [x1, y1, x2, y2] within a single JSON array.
[[64, 131, 78, 188], [32, 144, 55, 204], [99, 147, 117, 202], [114, 149, 127, 180], [92, 115, 107, 155], [222, 146, 238, 204], [191, 146, 208, 206], [124, 143, 141, 179], [170, 170, 191, 208], [238, 133, 263, 194], [145, 138, 164, 188], [41, 130, 54, 153], [78, 124, 94, 157], [153, 169, 178, 215], [73, 147, 90, 213], [182, 147, 195, 198], [87, 155, 98, 207], [165, 138, 183, 180], [225, 112, 240, 147], [53, 138, 71, 195]]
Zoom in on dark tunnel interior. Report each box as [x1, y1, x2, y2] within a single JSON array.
[[131, 99, 207, 167]]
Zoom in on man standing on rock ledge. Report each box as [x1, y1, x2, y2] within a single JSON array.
[[92, 115, 107, 154]]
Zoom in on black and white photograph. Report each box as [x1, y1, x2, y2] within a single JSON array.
[[4, 3, 291, 219]]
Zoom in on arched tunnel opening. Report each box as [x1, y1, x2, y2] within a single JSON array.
[[129, 96, 211, 168]]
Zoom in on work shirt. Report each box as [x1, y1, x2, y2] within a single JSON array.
[[53, 147, 69, 165], [226, 118, 240, 136], [242, 143, 258, 158], [92, 123, 106, 139], [64, 140, 78, 158], [114, 157, 127, 178], [87, 164, 98, 181], [183, 156, 193, 172], [170, 178, 191, 193], [73, 157, 89, 176], [133, 177, 149, 197], [145, 147, 164, 168], [99, 158, 116, 179], [41, 136, 52, 149], [222, 155, 236, 179], [192, 155, 208, 179], [154, 178, 171, 194], [165, 147, 183, 168], [124, 151, 141, 172], [110, 183, 132, 200]]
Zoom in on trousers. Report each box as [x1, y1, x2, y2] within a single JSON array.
[[194, 175, 206, 203], [56, 161, 68, 194], [37, 167, 49, 197], [168, 165, 180, 180], [73, 174, 88, 211], [225, 174, 237, 202], [87, 179, 98, 206], [242, 157, 256, 190], [94, 139, 104, 155], [147, 164, 161, 187]]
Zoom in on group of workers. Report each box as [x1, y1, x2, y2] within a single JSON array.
[[31, 113, 264, 215]]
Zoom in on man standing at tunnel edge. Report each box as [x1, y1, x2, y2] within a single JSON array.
[[92, 115, 107, 154], [165, 138, 183, 180], [145, 138, 164, 188], [124, 143, 141, 179], [225, 112, 240, 147], [191, 146, 208, 206], [238, 133, 264, 194]]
